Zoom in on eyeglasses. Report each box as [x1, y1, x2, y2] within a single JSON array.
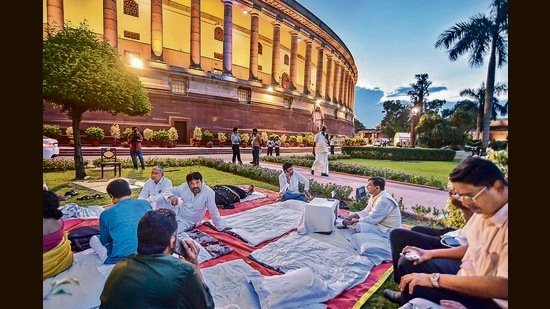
[[285, 167, 293, 173], [451, 186, 488, 204]]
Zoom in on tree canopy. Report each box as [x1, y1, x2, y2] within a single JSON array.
[[43, 21, 151, 178]]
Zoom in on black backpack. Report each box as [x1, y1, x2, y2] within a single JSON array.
[[67, 225, 100, 252], [212, 185, 247, 209]]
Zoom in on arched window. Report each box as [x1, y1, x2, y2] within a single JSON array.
[[258, 42, 263, 55], [284, 54, 289, 65], [214, 27, 224, 41], [124, 0, 139, 17], [333, 109, 338, 119]]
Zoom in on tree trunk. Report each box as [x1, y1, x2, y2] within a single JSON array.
[[71, 114, 88, 179], [482, 46, 497, 148]]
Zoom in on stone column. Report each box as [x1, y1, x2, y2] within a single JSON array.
[[332, 61, 340, 103], [315, 47, 324, 98], [151, 0, 164, 61], [190, 0, 201, 69], [338, 66, 345, 103], [248, 11, 260, 81], [325, 55, 333, 101], [103, 0, 118, 48], [47, 0, 64, 30], [302, 40, 312, 95], [343, 71, 349, 107], [270, 22, 281, 86], [222, 0, 233, 76], [289, 31, 299, 90]]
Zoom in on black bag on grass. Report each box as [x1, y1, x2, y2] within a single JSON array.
[[68, 225, 100, 252], [212, 185, 248, 209]]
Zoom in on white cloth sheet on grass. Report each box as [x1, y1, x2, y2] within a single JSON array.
[[249, 231, 376, 299], [60, 203, 104, 219], [209, 200, 304, 246], [239, 190, 267, 202], [202, 259, 328, 309]]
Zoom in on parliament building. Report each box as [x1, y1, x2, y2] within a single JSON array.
[[43, 0, 359, 145]]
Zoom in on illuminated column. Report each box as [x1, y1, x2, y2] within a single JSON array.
[[248, 11, 260, 81], [315, 47, 324, 98], [343, 71, 349, 107], [338, 67, 345, 103], [270, 22, 281, 86], [190, 0, 201, 69], [151, 0, 164, 60], [332, 61, 340, 103], [222, 0, 233, 76], [302, 40, 312, 95], [325, 56, 333, 101], [47, 0, 64, 30], [289, 31, 299, 90], [103, 0, 118, 48]]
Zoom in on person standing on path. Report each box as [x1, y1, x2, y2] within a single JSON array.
[[311, 125, 329, 176], [266, 136, 275, 156], [128, 126, 146, 170], [274, 136, 281, 156], [329, 134, 336, 155], [231, 127, 243, 165], [250, 128, 262, 166]]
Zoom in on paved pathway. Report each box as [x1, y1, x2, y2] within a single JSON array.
[[56, 147, 463, 214]]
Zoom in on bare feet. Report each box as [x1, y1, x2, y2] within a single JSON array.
[[246, 185, 254, 195]]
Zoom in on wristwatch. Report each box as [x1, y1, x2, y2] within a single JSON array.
[[430, 273, 440, 288]]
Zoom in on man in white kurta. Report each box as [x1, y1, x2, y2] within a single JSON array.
[[311, 125, 330, 176], [137, 166, 173, 209], [161, 171, 229, 234]]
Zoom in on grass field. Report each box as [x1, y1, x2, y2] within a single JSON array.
[[336, 158, 458, 184]]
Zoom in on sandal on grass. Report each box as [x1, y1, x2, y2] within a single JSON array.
[[77, 195, 92, 201]]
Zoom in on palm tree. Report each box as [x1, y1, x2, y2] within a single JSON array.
[[435, 0, 508, 147], [407, 73, 432, 148], [459, 82, 508, 139]]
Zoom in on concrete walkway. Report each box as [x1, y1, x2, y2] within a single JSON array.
[[56, 146, 465, 214]]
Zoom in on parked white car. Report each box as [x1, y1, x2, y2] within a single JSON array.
[[43, 136, 59, 159]]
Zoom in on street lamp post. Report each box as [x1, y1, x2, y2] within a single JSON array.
[[409, 106, 419, 148]]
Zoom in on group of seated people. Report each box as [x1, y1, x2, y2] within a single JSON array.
[[43, 157, 507, 308]]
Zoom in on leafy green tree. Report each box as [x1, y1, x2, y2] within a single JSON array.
[[424, 99, 446, 115], [435, 0, 508, 147], [416, 113, 466, 149], [459, 82, 508, 139], [380, 100, 410, 139], [407, 73, 432, 147], [354, 118, 366, 132], [43, 21, 151, 179]]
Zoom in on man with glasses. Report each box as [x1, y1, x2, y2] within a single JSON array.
[[383, 157, 508, 309], [138, 166, 173, 209], [100, 208, 215, 308], [278, 162, 311, 202]]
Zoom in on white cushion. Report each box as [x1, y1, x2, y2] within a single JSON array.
[[248, 267, 331, 309], [349, 233, 392, 264]]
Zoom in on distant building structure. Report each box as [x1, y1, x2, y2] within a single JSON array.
[[42, 0, 358, 145]]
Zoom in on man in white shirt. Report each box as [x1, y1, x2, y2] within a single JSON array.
[[342, 177, 401, 236], [161, 171, 230, 234], [138, 166, 173, 209], [278, 162, 311, 202]]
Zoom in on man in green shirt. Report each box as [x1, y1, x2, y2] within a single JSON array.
[[100, 208, 215, 308]]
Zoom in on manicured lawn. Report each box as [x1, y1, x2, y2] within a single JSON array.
[[44, 165, 279, 207], [335, 158, 457, 184]]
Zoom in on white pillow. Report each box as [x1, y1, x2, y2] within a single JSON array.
[[350, 232, 392, 265], [281, 199, 307, 212], [248, 267, 331, 309]]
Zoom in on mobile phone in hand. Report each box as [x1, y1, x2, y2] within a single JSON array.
[[173, 238, 188, 258], [400, 251, 420, 261]]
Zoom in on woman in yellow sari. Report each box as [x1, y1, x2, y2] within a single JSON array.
[[43, 190, 73, 280]]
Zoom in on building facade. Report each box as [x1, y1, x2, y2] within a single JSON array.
[[43, 0, 359, 145]]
